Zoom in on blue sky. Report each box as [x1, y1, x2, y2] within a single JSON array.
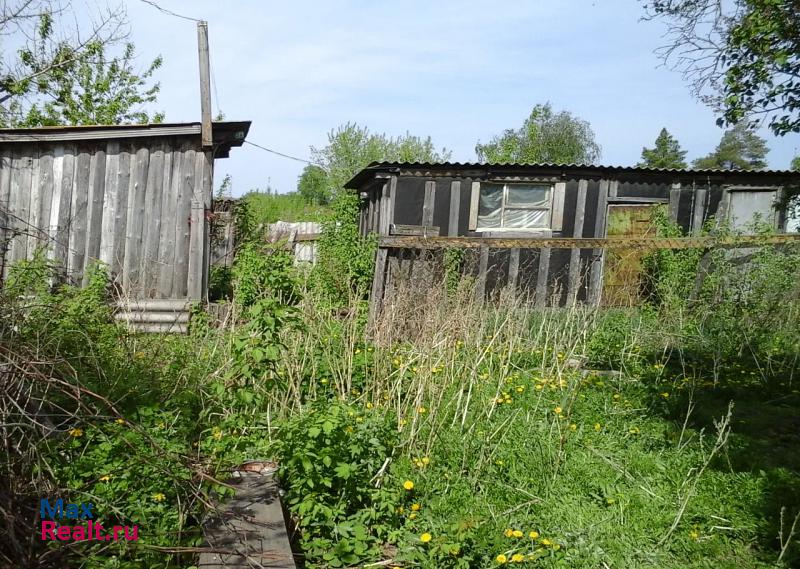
[[126, 0, 800, 196]]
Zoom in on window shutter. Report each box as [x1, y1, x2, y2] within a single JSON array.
[[551, 182, 566, 232], [468, 181, 480, 230]]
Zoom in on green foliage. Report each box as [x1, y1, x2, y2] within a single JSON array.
[[641, 206, 704, 308], [274, 400, 400, 568], [9, 37, 163, 126], [475, 103, 601, 164], [312, 191, 376, 303], [232, 243, 300, 308], [645, 0, 800, 136], [242, 190, 328, 227], [637, 128, 688, 168], [791, 155, 800, 170], [693, 123, 769, 170], [310, 122, 451, 201], [298, 164, 331, 205]]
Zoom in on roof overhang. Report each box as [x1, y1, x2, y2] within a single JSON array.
[[345, 161, 800, 189], [0, 120, 251, 159]]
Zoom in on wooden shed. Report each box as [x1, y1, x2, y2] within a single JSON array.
[[346, 162, 800, 309], [0, 121, 250, 330]]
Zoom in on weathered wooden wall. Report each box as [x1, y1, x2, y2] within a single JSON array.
[[267, 220, 321, 265], [0, 136, 213, 300], [361, 168, 792, 316]]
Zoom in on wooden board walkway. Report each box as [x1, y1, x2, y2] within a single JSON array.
[[198, 467, 297, 569]]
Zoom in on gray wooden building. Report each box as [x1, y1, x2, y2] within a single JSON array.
[[0, 121, 249, 329], [346, 162, 800, 308]]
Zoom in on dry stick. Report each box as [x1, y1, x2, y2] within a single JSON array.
[[660, 402, 733, 546], [778, 507, 800, 564]]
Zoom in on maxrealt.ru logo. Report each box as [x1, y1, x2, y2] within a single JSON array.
[[40, 498, 138, 541]]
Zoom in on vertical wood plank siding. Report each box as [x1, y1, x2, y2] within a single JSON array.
[[0, 135, 212, 300]]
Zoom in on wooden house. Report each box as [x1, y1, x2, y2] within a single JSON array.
[[0, 121, 250, 331], [346, 162, 800, 308]]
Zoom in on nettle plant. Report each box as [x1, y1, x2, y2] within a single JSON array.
[[274, 400, 401, 568]]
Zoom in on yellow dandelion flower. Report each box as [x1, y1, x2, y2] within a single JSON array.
[[553, 406, 563, 415], [528, 530, 539, 539], [68, 428, 83, 437], [99, 474, 111, 482], [512, 529, 523, 538], [409, 512, 418, 520], [629, 426, 640, 434], [403, 480, 414, 490], [511, 553, 525, 563], [366, 402, 373, 409], [421, 457, 430, 465], [496, 553, 508, 564], [689, 529, 700, 540], [515, 386, 524, 393], [661, 392, 670, 398], [553, 543, 561, 550], [569, 423, 577, 431], [594, 423, 602, 431], [411, 503, 421, 511], [613, 394, 620, 400], [115, 418, 126, 425], [355, 348, 361, 354], [420, 532, 432, 543], [504, 528, 514, 538], [152, 493, 166, 502], [418, 407, 427, 414], [320, 378, 328, 384], [540, 538, 552, 546], [212, 427, 223, 440]]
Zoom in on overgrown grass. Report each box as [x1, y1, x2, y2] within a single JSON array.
[[2, 238, 799, 568]]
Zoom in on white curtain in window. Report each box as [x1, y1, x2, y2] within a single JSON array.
[[478, 185, 503, 228], [504, 208, 550, 228]]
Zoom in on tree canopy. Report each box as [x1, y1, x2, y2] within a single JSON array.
[[475, 103, 601, 165], [692, 123, 769, 170], [1, 2, 163, 126], [792, 155, 800, 171], [643, 0, 800, 136], [637, 128, 688, 168], [307, 122, 451, 201], [297, 165, 329, 205]]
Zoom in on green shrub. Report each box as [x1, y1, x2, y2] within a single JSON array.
[[274, 400, 400, 567]]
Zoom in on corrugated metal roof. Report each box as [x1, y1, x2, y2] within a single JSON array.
[[345, 161, 800, 188]]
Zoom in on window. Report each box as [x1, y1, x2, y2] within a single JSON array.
[[726, 189, 780, 231], [477, 183, 553, 230]]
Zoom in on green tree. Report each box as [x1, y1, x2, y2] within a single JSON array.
[[1, 6, 162, 127], [693, 123, 769, 170], [791, 155, 800, 171], [637, 128, 688, 168], [643, 0, 800, 136], [475, 103, 601, 164], [297, 165, 330, 205]]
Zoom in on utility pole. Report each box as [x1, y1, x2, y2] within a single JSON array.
[[197, 21, 212, 148]]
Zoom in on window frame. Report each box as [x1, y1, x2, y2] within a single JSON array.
[[476, 182, 555, 232]]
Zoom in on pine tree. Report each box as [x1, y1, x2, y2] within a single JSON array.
[[693, 123, 769, 170], [637, 128, 688, 168]]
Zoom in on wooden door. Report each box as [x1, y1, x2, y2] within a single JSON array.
[[602, 204, 657, 307]]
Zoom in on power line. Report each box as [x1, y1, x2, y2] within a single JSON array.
[[137, 0, 202, 22], [244, 140, 326, 170]]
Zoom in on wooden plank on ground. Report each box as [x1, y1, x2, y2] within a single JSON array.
[[567, 179, 588, 304], [198, 469, 296, 569]]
